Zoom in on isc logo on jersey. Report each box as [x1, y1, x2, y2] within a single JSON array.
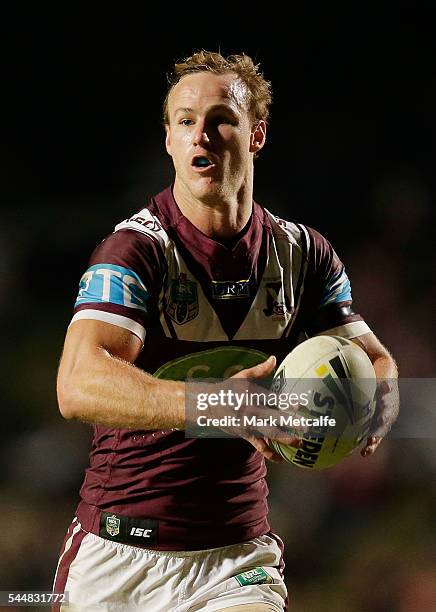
[[75, 264, 149, 311], [130, 527, 153, 538]]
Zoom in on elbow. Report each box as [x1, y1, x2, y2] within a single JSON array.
[[374, 347, 397, 368], [57, 375, 82, 421], [371, 350, 398, 380]]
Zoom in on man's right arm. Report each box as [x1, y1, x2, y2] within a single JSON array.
[[57, 319, 289, 462], [57, 319, 185, 430]]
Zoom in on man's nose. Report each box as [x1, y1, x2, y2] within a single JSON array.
[[192, 121, 210, 146]]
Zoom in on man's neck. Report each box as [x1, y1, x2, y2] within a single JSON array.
[[173, 179, 253, 240]]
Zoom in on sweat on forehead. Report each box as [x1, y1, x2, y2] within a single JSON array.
[[170, 73, 250, 112]]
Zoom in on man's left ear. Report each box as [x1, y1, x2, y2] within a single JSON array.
[[249, 120, 267, 153], [165, 126, 172, 156]]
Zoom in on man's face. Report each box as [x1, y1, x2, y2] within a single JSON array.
[[165, 71, 265, 202]]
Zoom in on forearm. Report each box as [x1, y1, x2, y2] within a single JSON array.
[[371, 352, 398, 379], [352, 333, 398, 379], [352, 334, 399, 450], [58, 348, 185, 430], [372, 351, 399, 424]]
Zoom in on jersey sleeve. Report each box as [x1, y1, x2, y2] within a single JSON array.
[[70, 228, 165, 342], [300, 226, 371, 339]]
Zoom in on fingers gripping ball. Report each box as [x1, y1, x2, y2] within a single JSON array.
[[269, 336, 376, 470]]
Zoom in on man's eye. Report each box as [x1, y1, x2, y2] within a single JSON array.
[[180, 119, 194, 126]]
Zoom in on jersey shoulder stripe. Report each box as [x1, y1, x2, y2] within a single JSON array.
[[321, 270, 351, 308], [264, 209, 307, 250], [114, 207, 171, 251]]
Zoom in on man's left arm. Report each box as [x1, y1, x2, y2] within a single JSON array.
[[351, 331, 399, 456], [300, 226, 400, 455]]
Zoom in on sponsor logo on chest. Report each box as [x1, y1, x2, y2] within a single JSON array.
[[211, 279, 250, 299]]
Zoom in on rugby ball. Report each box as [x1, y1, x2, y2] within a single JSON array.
[[269, 335, 376, 469]]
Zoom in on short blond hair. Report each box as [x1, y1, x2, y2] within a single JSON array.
[[163, 50, 272, 126]]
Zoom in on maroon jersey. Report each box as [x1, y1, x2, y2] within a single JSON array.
[[71, 185, 370, 550]]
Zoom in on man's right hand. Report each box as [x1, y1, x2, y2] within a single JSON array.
[[229, 356, 304, 463]]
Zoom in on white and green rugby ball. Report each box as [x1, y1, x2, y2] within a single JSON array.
[[269, 335, 376, 470]]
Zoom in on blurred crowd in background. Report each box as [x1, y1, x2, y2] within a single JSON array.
[[1, 10, 435, 611]]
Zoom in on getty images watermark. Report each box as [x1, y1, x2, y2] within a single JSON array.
[[186, 378, 436, 440], [192, 386, 336, 432]]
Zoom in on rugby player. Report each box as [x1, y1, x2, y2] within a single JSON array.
[[53, 50, 399, 611]]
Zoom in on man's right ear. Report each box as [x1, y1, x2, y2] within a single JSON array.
[[165, 126, 172, 156]]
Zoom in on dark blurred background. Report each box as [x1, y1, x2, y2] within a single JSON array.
[[1, 7, 435, 612]]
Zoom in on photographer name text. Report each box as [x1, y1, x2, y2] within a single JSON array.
[[196, 415, 336, 428]]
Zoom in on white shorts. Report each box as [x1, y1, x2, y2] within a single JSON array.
[[53, 518, 287, 611]]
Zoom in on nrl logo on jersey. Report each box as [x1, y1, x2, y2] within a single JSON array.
[[106, 515, 120, 537], [167, 273, 199, 325]]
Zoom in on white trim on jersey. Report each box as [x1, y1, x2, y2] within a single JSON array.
[[89, 207, 368, 344], [316, 320, 371, 339], [161, 248, 228, 341], [115, 208, 172, 251], [287, 223, 310, 338], [263, 209, 305, 245], [70, 310, 146, 342], [233, 228, 295, 340], [235, 210, 308, 341]]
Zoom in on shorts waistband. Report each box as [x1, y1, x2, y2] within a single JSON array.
[[76, 499, 271, 552]]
